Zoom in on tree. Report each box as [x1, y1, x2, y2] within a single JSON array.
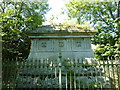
[[65, 0, 120, 60], [0, 1, 49, 60]]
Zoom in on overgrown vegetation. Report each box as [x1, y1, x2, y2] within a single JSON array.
[[65, 0, 120, 60], [0, 1, 49, 60]]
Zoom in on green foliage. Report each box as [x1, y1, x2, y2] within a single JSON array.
[[1, 1, 49, 60], [94, 44, 117, 60], [2, 60, 21, 88], [61, 58, 103, 88], [65, 1, 120, 59]]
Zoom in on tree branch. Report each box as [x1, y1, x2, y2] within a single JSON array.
[[0, 2, 5, 13], [115, 1, 120, 23], [118, 1, 120, 18], [103, 4, 115, 21], [108, 7, 115, 20], [97, 12, 110, 26], [18, 2, 23, 15]]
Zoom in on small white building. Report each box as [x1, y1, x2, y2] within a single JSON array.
[[28, 25, 97, 60]]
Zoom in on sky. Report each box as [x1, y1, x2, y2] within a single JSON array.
[[44, 0, 69, 25], [43, 0, 98, 49], [43, 0, 92, 26], [44, 0, 119, 25]]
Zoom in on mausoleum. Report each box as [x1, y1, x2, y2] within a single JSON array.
[[16, 25, 111, 88], [28, 25, 97, 61]]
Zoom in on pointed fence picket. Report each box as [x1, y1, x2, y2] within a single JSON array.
[[2, 58, 120, 89]]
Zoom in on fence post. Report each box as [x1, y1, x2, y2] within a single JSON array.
[[59, 63, 62, 89]]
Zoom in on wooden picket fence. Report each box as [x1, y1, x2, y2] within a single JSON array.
[[2, 58, 120, 89]]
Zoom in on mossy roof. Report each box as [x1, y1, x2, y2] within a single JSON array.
[[30, 25, 98, 33]]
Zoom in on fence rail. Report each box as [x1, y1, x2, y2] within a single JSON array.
[[2, 58, 120, 89]]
